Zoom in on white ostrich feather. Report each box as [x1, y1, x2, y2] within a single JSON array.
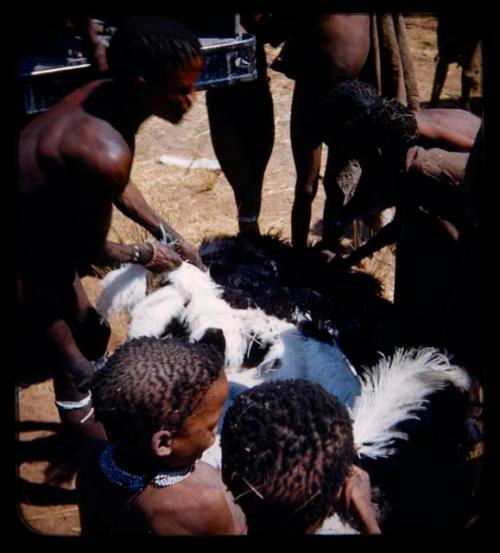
[[316, 514, 359, 535], [128, 285, 186, 339], [164, 263, 247, 369], [96, 264, 149, 316], [352, 347, 470, 459], [165, 261, 223, 299], [181, 294, 247, 370], [98, 261, 363, 414]]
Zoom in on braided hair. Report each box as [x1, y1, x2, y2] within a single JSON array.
[[107, 16, 201, 85], [92, 336, 223, 446], [321, 79, 419, 162], [221, 380, 355, 534]]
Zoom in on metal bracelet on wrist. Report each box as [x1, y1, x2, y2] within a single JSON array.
[[131, 244, 141, 263], [144, 242, 161, 270]]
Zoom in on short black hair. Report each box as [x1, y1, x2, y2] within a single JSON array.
[[221, 380, 355, 534], [321, 80, 419, 159], [92, 336, 223, 446], [107, 16, 201, 85]]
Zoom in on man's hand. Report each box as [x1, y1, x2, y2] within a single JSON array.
[[155, 219, 207, 271], [143, 241, 183, 273], [339, 465, 381, 534], [175, 241, 207, 272]]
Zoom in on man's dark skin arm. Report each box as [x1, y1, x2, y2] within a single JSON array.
[[47, 318, 95, 395], [326, 218, 400, 269], [113, 180, 163, 238], [94, 239, 183, 273], [114, 181, 206, 271]]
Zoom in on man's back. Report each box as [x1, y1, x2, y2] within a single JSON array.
[[19, 80, 132, 266]]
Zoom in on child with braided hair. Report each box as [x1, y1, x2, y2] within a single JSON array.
[[220, 379, 381, 534], [315, 79, 480, 266], [76, 336, 246, 535]]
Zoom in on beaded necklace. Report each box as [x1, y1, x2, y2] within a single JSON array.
[[99, 444, 195, 492]]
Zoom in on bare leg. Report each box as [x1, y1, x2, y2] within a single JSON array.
[[206, 78, 274, 235], [290, 81, 322, 250], [430, 56, 448, 107], [339, 217, 400, 269], [289, 14, 370, 249], [52, 275, 108, 439], [460, 42, 481, 111], [49, 318, 106, 440]]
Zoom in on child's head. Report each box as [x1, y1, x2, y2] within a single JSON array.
[[107, 16, 203, 123], [320, 80, 419, 162], [92, 336, 227, 467], [220, 380, 355, 534]]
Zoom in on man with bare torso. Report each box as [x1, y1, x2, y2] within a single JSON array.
[[18, 16, 206, 437]]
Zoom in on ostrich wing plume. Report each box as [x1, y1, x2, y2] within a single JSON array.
[[96, 264, 149, 317], [352, 347, 470, 459]]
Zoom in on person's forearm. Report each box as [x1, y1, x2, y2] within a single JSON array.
[[344, 219, 400, 266], [114, 182, 184, 244], [47, 319, 85, 362], [46, 319, 94, 391], [114, 181, 163, 238], [428, 127, 474, 152], [97, 241, 153, 266], [360, 514, 381, 535]]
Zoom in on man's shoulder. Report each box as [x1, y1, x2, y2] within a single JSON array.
[[52, 117, 131, 189], [68, 117, 131, 173]]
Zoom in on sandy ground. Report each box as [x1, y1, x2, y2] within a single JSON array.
[[16, 14, 478, 536]]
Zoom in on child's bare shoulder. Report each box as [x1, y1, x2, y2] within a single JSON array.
[[146, 464, 238, 535]]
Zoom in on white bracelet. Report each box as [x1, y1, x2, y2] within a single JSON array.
[[55, 391, 92, 411], [79, 407, 95, 425]]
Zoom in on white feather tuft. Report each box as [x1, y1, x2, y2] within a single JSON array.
[[352, 347, 470, 459], [96, 264, 149, 316], [128, 285, 186, 339], [163, 263, 246, 370]]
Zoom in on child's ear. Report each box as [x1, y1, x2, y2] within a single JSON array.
[[151, 430, 173, 458]]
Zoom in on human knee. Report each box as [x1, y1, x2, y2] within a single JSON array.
[[296, 180, 318, 202]]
